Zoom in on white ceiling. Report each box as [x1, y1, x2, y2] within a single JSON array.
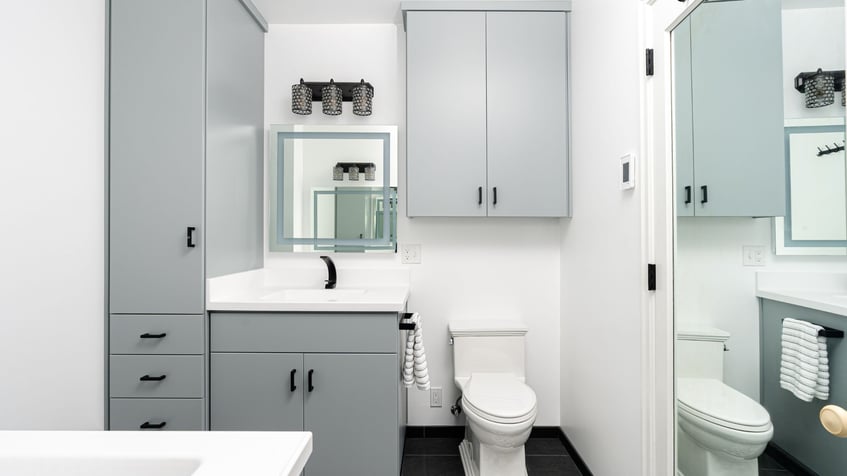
[[252, 0, 407, 25]]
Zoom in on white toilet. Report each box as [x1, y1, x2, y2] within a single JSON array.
[[449, 319, 537, 476], [676, 328, 774, 476]]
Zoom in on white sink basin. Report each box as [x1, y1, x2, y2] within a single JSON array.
[[260, 288, 368, 302]]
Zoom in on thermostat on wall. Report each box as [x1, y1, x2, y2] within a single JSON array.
[[620, 154, 635, 190]]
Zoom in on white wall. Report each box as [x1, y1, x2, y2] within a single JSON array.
[[560, 0, 646, 474], [264, 24, 562, 426], [0, 1, 105, 429]]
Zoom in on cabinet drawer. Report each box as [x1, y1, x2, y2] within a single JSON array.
[[110, 355, 204, 398], [210, 312, 398, 353], [110, 315, 204, 355], [110, 398, 204, 431]]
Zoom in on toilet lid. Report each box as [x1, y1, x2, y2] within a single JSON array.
[[462, 373, 537, 424], [678, 378, 771, 432]]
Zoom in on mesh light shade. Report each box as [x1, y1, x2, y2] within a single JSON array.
[[348, 166, 359, 181], [291, 78, 312, 115], [322, 79, 343, 116], [352, 79, 374, 116], [364, 164, 376, 181], [806, 70, 835, 108]]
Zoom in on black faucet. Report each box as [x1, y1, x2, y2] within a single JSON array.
[[320, 255, 337, 289]]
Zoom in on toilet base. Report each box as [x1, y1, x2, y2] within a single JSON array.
[[458, 431, 528, 476], [678, 425, 759, 476]]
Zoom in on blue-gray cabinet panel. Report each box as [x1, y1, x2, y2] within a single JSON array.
[[761, 299, 847, 475], [304, 353, 399, 476], [109, 355, 204, 398], [210, 353, 304, 431], [109, 0, 205, 313], [110, 315, 204, 355], [109, 398, 204, 431], [673, 17, 695, 217], [210, 312, 398, 353]]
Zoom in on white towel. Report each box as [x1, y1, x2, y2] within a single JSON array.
[[403, 313, 430, 390], [780, 318, 829, 401]]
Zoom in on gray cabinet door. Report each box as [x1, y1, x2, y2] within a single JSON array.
[[690, 0, 785, 217], [673, 17, 695, 217], [486, 12, 569, 217], [406, 11, 488, 217], [109, 0, 204, 313], [210, 353, 304, 431], [304, 354, 399, 476]]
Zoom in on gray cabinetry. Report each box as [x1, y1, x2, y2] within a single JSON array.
[[405, 8, 570, 217], [674, 0, 785, 217], [210, 313, 404, 476]]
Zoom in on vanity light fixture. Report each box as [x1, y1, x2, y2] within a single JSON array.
[[794, 69, 845, 109], [332, 162, 376, 181], [291, 78, 313, 115], [352, 79, 374, 116], [322, 79, 343, 116]]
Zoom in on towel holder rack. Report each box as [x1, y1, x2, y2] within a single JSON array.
[[399, 313, 416, 331], [782, 319, 844, 338]]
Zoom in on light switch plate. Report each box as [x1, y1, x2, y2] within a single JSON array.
[[400, 244, 422, 264], [742, 245, 766, 266]]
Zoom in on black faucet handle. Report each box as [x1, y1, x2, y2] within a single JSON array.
[[320, 255, 337, 289]]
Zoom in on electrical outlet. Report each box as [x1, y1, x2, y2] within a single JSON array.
[[430, 387, 443, 408], [742, 245, 766, 266], [400, 244, 422, 264]]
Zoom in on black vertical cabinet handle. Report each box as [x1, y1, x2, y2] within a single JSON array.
[[700, 185, 708, 204], [492, 187, 498, 206], [186, 226, 196, 248], [139, 332, 167, 339], [140, 421, 167, 430], [139, 374, 166, 382], [478, 186, 482, 205], [684, 186, 692, 205], [308, 369, 315, 392], [290, 369, 297, 392]]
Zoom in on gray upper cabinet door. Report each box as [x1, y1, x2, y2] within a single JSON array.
[[406, 12, 488, 217], [673, 17, 695, 217], [689, 0, 785, 217], [304, 354, 399, 476], [109, 0, 204, 314], [210, 353, 304, 431], [486, 12, 569, 217]]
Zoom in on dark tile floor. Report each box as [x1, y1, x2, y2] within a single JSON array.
[[758, 452, 796, 475], [402, 436, 582, 476]]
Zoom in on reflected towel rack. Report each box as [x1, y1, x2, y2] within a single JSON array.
[[817, 141, 845, 157], [783, 318, 844, 338]]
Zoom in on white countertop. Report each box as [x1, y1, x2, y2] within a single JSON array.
[[207, 266, 410, 312], [756, 271, 847, 317], [0, 431, 312, 476]]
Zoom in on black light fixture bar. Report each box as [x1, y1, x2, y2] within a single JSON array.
[[794, 69, 846, 93], [304, 81, 374, 102], [334, 162, 375, 173]]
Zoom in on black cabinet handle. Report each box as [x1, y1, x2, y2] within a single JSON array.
[[308, 369, 315, 392], [186, 226, 196, 248], [478, 186, 482, 205], [290, 369, 297, 392], [139, 374, 166, 382], [493, 187, 498, 206], [684, 186, 692, 205], [700, 185, 708, 204], [139, 332, 167, 339], [140, 421, 167, 430]]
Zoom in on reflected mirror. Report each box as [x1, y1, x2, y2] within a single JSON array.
[[268, 125, 398, 253]]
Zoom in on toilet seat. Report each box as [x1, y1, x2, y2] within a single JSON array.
[[678, 378, 772, 433], [462, 373, 537, 424]]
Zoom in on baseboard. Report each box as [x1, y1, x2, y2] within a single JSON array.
[[764, 443, 815, 476], [558, 428, 594, 476]]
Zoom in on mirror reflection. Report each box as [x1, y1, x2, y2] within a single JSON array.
[[268, 125, 398, 253], [673, 0, 847, 475]]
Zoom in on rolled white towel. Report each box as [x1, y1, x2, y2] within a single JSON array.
[[402, 313, 431, 391]]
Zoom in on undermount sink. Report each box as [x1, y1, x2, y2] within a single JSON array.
[[260, 288, 368, 302]]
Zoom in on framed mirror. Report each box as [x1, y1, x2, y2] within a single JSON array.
[[268, 125, 398, 253]]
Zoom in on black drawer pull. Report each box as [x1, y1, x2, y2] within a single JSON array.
[[492, 187, 498, 206], [139, 374, 167, 382], [478, 186, 482, 205], [290, 369, 297, 392], [700, 185, 708, 204], [308, 369, 315, 392], [187, 226, 196, 248], [140, 421, 166, 430], [139, 332, 167, 339], [684, 186, 692, 205]]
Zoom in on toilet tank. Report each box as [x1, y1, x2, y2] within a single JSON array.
[[448, 320, 528, 386], [676, 327, 730, 380]]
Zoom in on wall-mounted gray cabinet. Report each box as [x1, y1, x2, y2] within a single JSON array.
[[674, 0, 785, 217], [209, 312, 405, 476], [107, 0, 265, 430], [405, 8, 570, 217]]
